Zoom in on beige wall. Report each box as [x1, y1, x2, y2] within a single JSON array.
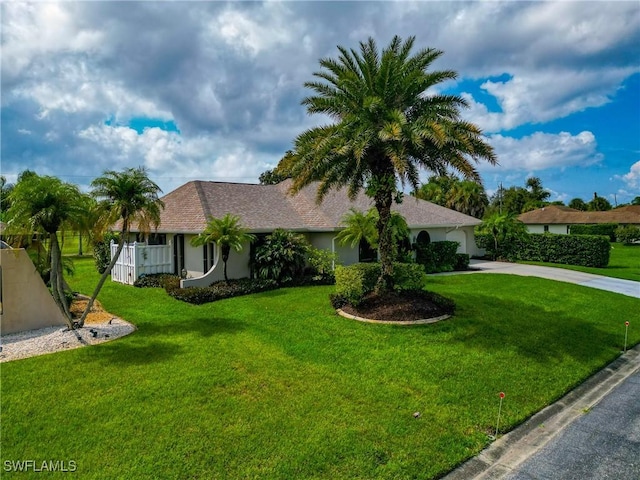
[[526, 224, 569, 235], [1, 249, 68, 335]]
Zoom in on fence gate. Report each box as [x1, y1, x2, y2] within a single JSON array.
[[110, 241, 172, 285]]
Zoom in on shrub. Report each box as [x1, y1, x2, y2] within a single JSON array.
[[615, 225, 640, 244], [334, 265, 365, 306], [306, 247, 338, 283], [392, 263, 427, 292], [253, 229, 309, 284], [349, 263, 381, 293], [168, 278, 278, 305], [134, 274, 180, 289], [414, 241, 461, 273], [518, 234, 610, 267], [454, 253, 470, 271], [93, 232, 120, 274], [570, 224, 618, 242]]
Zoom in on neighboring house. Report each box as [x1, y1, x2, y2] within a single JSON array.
[[518, 205, 640, 234], [115, 180, 483, 286]]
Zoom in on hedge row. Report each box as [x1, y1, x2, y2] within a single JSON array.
[[134, 273, 333, 305], [570, 223, 618, 242], [518, 234, 610, 267], [475, 233, 611, 267]]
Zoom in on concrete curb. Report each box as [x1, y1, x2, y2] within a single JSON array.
[[443, 342, 640, 480]]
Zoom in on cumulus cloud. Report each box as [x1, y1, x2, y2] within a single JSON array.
[[485, 131, 603, 172], [616, 161, 640, 190], [1, 1, 638, 200]]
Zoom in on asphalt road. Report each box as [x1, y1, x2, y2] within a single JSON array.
[[503, 370, 640, 480]]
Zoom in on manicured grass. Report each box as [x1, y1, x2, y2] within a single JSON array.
[[2, 258, 638, 479], [61, 231, 93, 257], [519, 242, 640, 282]]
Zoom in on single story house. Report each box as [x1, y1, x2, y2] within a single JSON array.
[[116, 179, 484, 287], [518, 205, 640, 234]]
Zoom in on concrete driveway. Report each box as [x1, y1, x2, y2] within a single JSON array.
[[467, 260, 640, 299]]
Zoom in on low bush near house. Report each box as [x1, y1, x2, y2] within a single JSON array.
[[414, 241, 461, 273], [167, 278, 279, 304], [133, 273, 180, 289], [454, 253, 470, 271]]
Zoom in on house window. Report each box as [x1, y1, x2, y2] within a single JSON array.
[[543, 225, 549, 233], [416, 230, 431, 245], [136, 233, 167, 245], [358, 239, 377, 263], [203, 243, 216, 273]]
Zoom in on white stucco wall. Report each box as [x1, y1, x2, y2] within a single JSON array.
[[1, 249, 68, 335], [526, 224, 569, 235]]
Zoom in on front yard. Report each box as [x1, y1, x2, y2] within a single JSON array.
[[1, 257, 638, 479]]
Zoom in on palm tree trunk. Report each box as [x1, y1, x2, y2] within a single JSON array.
[[77, 230, 126, 327], [50, 233, 74, 328], [222, 246, 230, 282], [373, 175, 394, 293]]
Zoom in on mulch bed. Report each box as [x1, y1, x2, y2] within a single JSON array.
[[340, 290, 454, 322]]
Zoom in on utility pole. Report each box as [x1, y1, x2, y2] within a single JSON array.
[[499, 182, 503, 214]]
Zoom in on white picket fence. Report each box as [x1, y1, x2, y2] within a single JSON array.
[[110, 241, 173, 285]]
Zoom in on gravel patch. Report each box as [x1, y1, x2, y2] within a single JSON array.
[[0, 318, 136, 363]]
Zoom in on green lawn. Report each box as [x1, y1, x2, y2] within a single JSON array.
[[2, 258, 638, 479], [61, 231, 93, 257], [519, 243, 640, 282]]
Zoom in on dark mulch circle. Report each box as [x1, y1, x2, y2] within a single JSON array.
[[340, 290, 455, 322]]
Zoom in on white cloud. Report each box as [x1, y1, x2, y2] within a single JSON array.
[[463, 68, 635, 133], [77, 124, 270, 192], [616, 161, 640, 190], [1, 3, 103, 80], [485, 131, 603, 172]]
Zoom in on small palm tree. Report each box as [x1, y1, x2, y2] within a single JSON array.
[[77, 167, 164, 327], [336, 208, 410, 261], [190, 213, 255, 283], [6, 174, 84, 326], [286, 35, 496, 292], [335, 208, 379, 249]]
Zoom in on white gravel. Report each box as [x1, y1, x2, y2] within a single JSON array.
[[0, 318, 136, 363]]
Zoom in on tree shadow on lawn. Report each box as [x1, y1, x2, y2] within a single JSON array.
[[135, 315, 247, 338], [428, 294, 620, 365], [86, 317, 245, 366]]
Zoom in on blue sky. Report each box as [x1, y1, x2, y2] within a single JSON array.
[[2, 1, 639, 205]]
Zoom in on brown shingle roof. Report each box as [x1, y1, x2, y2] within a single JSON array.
[[518, 205, 640, 225], [139, 180, 482, 234]]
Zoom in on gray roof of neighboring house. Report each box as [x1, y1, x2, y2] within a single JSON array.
[[139, 179, 482, 234], [518, 205, 640, 225]]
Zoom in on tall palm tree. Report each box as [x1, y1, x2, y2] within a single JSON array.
[[6, 174, 84, 326], [77, 167, 164, 327], [286, 36, 496, 291], [190, 213, 255, 283]]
